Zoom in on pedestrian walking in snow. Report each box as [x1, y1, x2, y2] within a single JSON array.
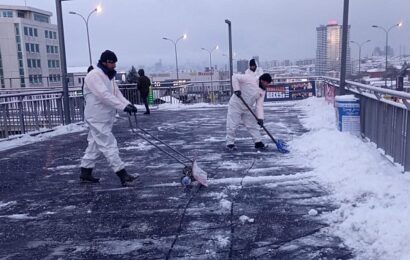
[[137, 69, 151, 115], [80, 50, 138, 186], [226, 73, 273, 150]]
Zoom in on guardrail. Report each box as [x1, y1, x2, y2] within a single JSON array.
[[0, 80, 231, 138], [322, 76, 410, 171], [0, 89, 84, 138]]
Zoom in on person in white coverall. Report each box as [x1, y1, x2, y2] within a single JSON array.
[[80, 50, 138, 186], [226, 73, 273, 150], [245, 58, 263, 78]]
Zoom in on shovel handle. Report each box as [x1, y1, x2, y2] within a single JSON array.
[[237, 95, 278, 145]]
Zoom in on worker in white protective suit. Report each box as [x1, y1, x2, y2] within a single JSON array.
[[226, 73, 273, 150], [245, 58, 263, 78], [80, 50, 138, 186]]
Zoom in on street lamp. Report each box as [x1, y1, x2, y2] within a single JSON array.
[[372, 22, 402, 87], [350, 40, 371, 75], [201, 45, 219, 85], [162, 34, 187, 82], [69, 5, 102, 66]]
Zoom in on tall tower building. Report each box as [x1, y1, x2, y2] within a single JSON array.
[[236, 59, 248, 74], [0, 5, 61, 88], [315, 21, 351, 77]]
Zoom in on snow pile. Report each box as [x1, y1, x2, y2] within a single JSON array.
[[291, 97, 410, 259], [0, 123, 86, 152], [239, 215, 255, 224], [213, 235, 230, 248]]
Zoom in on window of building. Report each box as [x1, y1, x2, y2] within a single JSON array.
[[24, 27, 28, 36], [30, 44, 35, 52], [35, 44, 39, 53], [55, 46, 58, 53], [37, 60, 41, 68], [34, 13, 49, 23], [25, 43, 30, 52], [56, 60, 59, 68], [29, 27, 33, 36], [27, 59, 32, 68], [33, 28, 38, 37], [17, 11, 25, 18], [0, 10, 13, 18]]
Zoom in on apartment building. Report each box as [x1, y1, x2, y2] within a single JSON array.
[[0, 5, 61, 88]]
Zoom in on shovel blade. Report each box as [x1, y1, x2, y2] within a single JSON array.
[[192, 160, 208, 187], [276, 139, 290, 154]]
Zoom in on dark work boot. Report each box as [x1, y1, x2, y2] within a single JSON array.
[[226, 144, 237, 151], [116, 169, 137, 186], [80, 167, 100, 183], [254, 142, 266, 149]]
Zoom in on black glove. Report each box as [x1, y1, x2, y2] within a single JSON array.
[[123, 104, 137, 115], [234, 90, 241, 97], [257, 119, 264, 127]]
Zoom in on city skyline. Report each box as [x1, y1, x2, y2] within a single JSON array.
[[1, 0, 409, 69]]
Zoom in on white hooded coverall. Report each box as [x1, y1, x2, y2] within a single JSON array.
[[80, 67, 130, 172], [226, 73, 266, 145]]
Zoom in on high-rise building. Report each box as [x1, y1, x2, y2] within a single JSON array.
[[0, 5, 61, 88], [315, 22, 351, 77], [236, 59, 248, 73]]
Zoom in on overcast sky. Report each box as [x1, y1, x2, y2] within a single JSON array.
[[2, 0, 410, 70]]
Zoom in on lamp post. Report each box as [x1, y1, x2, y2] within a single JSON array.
[[225, 19, 233, 93], [69, 6, 101, 66], [350, 40, 370, 75], [162, 34, 187, 82], [372, 22, 402, 87], [55, 0, 70, 123], [201, 45, 219, 86]]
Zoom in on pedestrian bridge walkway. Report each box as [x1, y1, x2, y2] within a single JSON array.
[[0, 102, 353, 259]]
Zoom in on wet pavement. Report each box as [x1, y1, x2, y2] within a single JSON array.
[[0, 103, 353, 259]]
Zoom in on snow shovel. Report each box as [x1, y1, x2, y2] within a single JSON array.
[[127, 113, 208, 187], [237, 95, 289, 153]]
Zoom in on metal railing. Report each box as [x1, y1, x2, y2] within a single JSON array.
[[0, 80, 231, 139], [322, 76, 410, 171], [0, 89, 84, 138], [119, 80, 231, 105]]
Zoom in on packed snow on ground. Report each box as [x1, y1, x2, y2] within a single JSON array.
[[290, 97, 410, 260], [0, 123, 86, 152]]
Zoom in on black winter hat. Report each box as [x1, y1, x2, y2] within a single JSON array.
[[138, 69, 145, 76], [99, 50, 118, 63], [259, 73, 273, 83], [249, 59, 257, 67]]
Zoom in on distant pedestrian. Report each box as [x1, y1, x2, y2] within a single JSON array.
[[137, 69, 151, 115], [80, 50, 138, 186], [226, 73, 273, 150]]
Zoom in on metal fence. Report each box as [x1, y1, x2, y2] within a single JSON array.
[[0, 89, 84, 138], [119, 80, 232, 105], [322, 76, 410, 172], [0, 80, 231, 139]]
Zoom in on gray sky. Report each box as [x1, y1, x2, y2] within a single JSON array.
[[2, 0, 410, 69]]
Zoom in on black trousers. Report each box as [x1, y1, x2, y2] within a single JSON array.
[[140, 91, 150, 112]]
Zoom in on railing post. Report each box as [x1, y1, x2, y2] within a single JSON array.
[[18, 96, 26, 134]]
